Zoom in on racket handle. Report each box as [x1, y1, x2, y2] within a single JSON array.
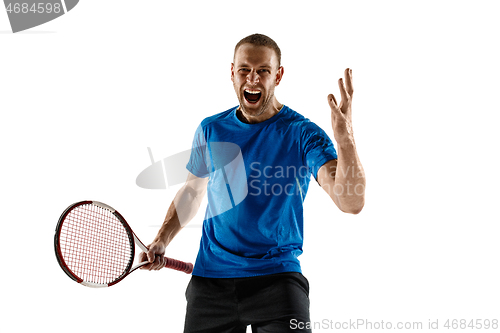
[[164, 257, 193, 274]]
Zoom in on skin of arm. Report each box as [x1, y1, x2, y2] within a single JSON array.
[[139, 171, 208, 270], [317, 68, 366, 214]]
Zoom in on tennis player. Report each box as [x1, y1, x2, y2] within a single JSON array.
[[140, 34, 365, 333]]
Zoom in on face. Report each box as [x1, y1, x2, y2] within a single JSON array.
[[231, 44, 283, 120]]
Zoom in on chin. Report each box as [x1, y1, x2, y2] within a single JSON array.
[[241, 103, 266, 117]]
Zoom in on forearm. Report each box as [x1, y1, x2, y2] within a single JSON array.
[[333, 141, 365, 214], [153, 183, 206, 246], [324, 67, 366, 213], [153, 201, 182, 247]]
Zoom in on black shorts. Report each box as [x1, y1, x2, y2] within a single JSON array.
[[184, 272, 312, 333]]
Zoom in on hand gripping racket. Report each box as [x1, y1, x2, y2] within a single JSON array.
[[54, 200, 193, 288]]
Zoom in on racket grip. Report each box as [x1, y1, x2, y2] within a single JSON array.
[[164, 257, 193, 274]]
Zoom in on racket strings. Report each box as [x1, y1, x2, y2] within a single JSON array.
[[58, 204, 133, 284]]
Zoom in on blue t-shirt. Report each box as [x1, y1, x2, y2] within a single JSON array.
[[186, 105, 337, 278]]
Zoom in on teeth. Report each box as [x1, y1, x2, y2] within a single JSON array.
[[245, 89, 261, 94]]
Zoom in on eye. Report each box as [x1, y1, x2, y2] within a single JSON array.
[[239, 68, 250, 73], [259, 69, 270, 74]]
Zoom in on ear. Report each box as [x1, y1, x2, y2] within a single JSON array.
[[231, 63, 235, 83], [275, 66, 284, 86]]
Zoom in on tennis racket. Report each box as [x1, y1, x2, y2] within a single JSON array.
[[54, 200, 193, 288]]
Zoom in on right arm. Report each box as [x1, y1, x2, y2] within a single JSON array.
[[140, 171, 208, 270]]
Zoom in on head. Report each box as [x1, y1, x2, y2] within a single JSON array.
[[231, 34, 284, 121]]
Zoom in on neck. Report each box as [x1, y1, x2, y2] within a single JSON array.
[[237, 98, 283, 124]]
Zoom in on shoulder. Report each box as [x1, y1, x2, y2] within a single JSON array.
[[199, 106, 238, 129], [281, 106, 326, 134]]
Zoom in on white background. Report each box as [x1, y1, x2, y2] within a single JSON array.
[[1, 1, 499, 332]]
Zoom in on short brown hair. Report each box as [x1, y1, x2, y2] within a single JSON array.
[[234, 33, 281, 68]]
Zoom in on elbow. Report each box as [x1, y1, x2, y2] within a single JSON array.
[[337, 198, 364, 215], [343, 204, 364, 215]]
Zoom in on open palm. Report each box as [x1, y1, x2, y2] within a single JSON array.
[[328, 68, 354, 146]]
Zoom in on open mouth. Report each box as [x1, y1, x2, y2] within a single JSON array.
[[244, 89, 262, 104]]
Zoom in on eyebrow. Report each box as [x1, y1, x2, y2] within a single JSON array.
[[236, 62, 272, 69]]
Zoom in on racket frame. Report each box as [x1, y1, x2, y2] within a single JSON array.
[[55, 201, 149, 288]]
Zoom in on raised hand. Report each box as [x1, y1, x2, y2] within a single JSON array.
[[328, 68, 354, 146]]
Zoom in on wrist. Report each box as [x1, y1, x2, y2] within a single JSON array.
[[155, 220, 181, 247], [335, 136, 356, 150], [153, 231, 169, 248]]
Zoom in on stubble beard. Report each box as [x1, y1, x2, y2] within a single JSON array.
[[237, 87, 275, 120]]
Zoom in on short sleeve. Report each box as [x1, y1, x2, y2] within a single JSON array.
[[186, 124, 210, 178], [302, 122, 337, 180]]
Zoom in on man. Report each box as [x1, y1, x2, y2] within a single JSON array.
[[140, 34, 365, 333]]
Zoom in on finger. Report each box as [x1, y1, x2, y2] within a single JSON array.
[[149, 255, 159, 270], [153, 255, 165, 271], [148, 255, 158, 271], [147, 250, 155, 264], [140, 262, 154, 270], [344, 68, 353, 96], [338, 78, 348, 107], [138, 252, 151, 270], [156, 255, 165, 270], [328, 94, 340, 115], [138, 251, 148, 263], [328, 93, 337, 108]]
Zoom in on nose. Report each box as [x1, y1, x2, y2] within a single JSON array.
[[246, 70, 260, 84]]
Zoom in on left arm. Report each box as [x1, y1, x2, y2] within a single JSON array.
[[317, 68, 366, 214]]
